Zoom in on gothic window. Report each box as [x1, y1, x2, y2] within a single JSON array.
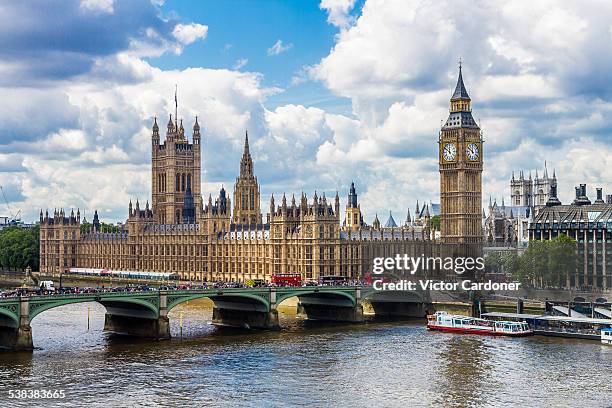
[[187, 173, 191, 191], [182, 173, 186, 191], [176, 174, 180, 192]]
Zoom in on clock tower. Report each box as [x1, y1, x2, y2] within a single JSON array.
[[439, 65, 483, 245]]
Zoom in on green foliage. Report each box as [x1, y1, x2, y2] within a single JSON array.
[[514, 235, 577, 288], [484, 250, 519, 276], [0, 225, 39, 271], [429, 215, 440, 230]]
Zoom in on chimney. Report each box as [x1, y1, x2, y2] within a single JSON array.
[[594, 188, 605, 204], [573, 184, 591, 206], [546, 182, 561, 207]]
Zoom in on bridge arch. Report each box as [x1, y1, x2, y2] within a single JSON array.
[[28, 296, 160, 321], [166, 292, 271, 314], [0, 304, 19, 328], [275, 290, 357, 308]]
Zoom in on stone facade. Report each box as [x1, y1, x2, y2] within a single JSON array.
[[40, 105, 440, 282], [439, 66, 483, 245], [510, 163, 555, 208]]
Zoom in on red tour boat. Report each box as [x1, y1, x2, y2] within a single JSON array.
[[427, 311, 533, 337]]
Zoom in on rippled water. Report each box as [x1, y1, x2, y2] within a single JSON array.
[[0, 300, 610, 407]]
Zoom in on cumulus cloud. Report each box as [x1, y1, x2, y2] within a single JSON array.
[[0, 1, 195, 84], [267, 40, 293, 56], [2, 0, 612, 225], [172, 23, 208, 45], [320, 0, 357, 29], [309, 0, 612, 219]]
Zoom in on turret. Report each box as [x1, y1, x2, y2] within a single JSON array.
[[372, 214, 380, 230], [152, 117, 159, 145], [334, 191, 340, 215], [193, 116, 201, 145], [281, 193, 287, 215], [167, 114, 174, 133]]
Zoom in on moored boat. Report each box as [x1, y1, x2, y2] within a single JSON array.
[[427, 311, 533, 337], [602, 328, 612, 345]]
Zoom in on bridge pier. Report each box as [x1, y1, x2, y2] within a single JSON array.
[[212, 307, 280, 330], [102, 294, 170, 339], [0, 298, 33, 351], [297, 302, 364, 323], [368, 301, 433, 318], [103, 314, 170, 339]]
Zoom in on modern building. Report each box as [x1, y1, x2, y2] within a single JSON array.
[[529, 183, 612, 289]]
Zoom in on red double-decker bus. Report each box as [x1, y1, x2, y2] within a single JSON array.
[[272, 274, 302, 286]]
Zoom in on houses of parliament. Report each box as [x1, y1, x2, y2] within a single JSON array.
[[39, 67, 483, 281]]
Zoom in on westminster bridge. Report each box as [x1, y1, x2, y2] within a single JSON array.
[[0, 286, 432, 351]]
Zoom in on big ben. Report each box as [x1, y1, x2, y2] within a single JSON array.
[[439, 64, 483, 246]]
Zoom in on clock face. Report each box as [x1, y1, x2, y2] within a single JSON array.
[[443, 143, 457, 161], [466, 143, 479, 161]]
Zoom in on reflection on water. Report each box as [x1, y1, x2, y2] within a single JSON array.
[[0, 299, 610, 407], [434, 336, 495, 407]]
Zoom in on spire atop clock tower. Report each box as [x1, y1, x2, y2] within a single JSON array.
[[444, 65, 479, 129]]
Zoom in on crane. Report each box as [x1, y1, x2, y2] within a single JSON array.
[[0, 185, 21, 222]]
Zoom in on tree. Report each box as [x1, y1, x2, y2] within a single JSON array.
[[548, 234, 577, 288], [0, 225, 39, 271], [429, 215, 440, 230], [512, 235, 577, 288]]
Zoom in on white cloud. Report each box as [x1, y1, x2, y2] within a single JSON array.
[[267, 39, 293, 56], [172, 23, 208, 45], [4, 0, 612, 225], [233, 58, 248, 70], [80, 0, 114, 14], [320, 0, 357, 29]]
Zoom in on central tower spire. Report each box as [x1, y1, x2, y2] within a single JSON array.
[[233, 130, 262, 224]]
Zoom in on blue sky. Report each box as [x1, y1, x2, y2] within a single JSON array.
[[0, 0, 611, 224], [153, 0, 352, 113]]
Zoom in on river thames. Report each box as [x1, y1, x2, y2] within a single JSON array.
[[0, 300, 610, 407]]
